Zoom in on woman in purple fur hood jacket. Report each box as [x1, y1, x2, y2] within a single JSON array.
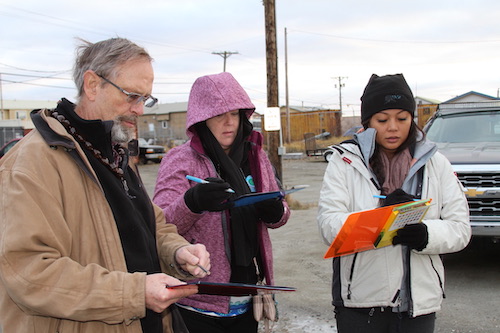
[[153, 72, 290, 333]]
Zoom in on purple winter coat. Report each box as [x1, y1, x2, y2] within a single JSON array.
[[153, 72, 290, 313]]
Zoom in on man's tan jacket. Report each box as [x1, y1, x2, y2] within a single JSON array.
[[0, 109, 191, 332]]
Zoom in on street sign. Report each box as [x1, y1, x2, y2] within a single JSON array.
[[264, 107, 281, 131]]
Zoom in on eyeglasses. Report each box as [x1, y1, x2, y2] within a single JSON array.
[[97, 74, 158, 108]]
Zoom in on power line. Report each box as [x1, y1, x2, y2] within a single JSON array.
[[0, 72, 72, 80], [290, 29, 500, 44], [0, 5, 215, 56], [0, 62, 70, 74], [1, 79, 74, 89]]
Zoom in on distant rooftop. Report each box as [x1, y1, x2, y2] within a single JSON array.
[[2, 100, 59, 110], [443, 91, 500, 104], [287, 106, 337, 112], [143, 102, 188, 115], [415, 96, 441, 105]]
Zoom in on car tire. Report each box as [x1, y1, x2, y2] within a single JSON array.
[[324, 151, 333, 162]]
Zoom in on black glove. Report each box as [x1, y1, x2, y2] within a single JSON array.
[[382, 189, 416, 207], [184, 177, 234, 213], [392, 223, 428, 251], [254, 198, 284, 224]]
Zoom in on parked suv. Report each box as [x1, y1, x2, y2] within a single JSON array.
[[424, 102, 500, 241], [137, 138, 166, 164]]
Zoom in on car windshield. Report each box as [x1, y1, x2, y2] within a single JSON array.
[[426, 111, 500, 143]]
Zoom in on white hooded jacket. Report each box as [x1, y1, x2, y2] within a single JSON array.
[[317, 128, 471, 317]]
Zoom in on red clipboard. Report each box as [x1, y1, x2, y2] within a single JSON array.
[[167, 282, 296, 296], [323, 199, 431, 258]]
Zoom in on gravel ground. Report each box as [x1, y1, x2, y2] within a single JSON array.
[[141, 157, 335, 332], [264, 158, 335, 332], [140, 157, 500, 333]]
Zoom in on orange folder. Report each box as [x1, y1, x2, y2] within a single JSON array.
[[323, 199, 431, 258]]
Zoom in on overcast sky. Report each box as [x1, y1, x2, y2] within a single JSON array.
[[1, 0, 500, 115]]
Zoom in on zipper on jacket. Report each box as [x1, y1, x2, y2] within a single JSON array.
[[347, 253, 358, 300], [415, 167, 424, 198], [402, 167, 425, 318], [404, 246, 419, 317], [407, 252, 446, 317]]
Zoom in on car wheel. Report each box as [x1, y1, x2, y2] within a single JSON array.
[[324, 151, 333, 162]]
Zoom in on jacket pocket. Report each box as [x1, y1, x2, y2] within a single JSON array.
[[428, 255, 445, 298]]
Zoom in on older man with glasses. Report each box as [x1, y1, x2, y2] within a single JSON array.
[[0, 37, 210, 333]]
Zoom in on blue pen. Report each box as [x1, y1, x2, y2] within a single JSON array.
[[186, 175, 235, 193], [373, 194, 419, 201]]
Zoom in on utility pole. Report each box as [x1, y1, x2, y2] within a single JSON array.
[[0, 73, 3, 114], [284, 27, 291, 144], [212, 51, 239, 72], [263, 0, 282, 180], [333, 76, 347, 116], [333, 76, 347, 137]]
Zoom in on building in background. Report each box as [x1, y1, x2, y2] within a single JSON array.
[[416, 96, 441, 128], [4, 92, 498, 149], [278, 106, 342, 143], [138, 102, 188, 147], [0, 100, 57, 146], [442, 91, 500, 104]]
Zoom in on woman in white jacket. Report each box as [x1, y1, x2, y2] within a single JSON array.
[[317, 74, 471, 333]]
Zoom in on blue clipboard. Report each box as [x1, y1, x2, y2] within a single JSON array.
[[231, 186, 307, 207]]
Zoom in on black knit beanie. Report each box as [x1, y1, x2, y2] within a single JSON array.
[[360, 74, 415, 123]]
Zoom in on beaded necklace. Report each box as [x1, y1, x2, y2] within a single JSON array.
[[50, 109, 133, 197]]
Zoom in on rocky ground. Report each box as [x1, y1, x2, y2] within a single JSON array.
[[140, 157, 500, 333]]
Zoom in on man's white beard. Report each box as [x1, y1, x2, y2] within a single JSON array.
[[111, 118, 134, 144]]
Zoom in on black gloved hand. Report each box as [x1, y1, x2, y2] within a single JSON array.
[[382, 188, 416, 207], [184, 177, 234, 213], [392, 223, 428, 251], [254, 198, 284, 224]]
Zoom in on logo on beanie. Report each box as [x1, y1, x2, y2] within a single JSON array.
[[384, 94, 403, 105]]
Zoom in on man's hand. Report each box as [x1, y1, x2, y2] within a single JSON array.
[[145, 274, 197, 313], [175, 244, 211, 277]]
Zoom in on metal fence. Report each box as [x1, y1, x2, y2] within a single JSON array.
[[1, 127, 24, 147]]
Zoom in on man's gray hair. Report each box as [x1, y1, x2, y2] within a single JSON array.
[[73, 37, 153, 101]]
